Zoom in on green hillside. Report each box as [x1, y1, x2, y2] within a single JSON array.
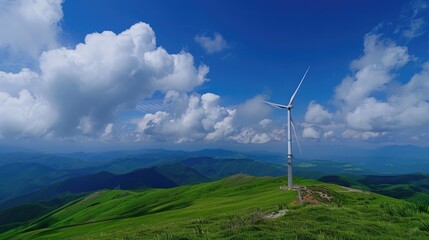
[[2, 175, 429, 239], [320, 174, 429, 204], [0, 165, 208, 232], [0, 166, 200, 210]]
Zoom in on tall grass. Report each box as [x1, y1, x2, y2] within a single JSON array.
[[379, 203, 429, 217], [381, 203, 414, 216], [420, 221, 429, 232], [154, 232, 179, 240], [416, 202, 429, 213]]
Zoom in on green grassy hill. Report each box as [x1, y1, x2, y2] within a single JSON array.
[[0, 166, 205, 210], [0, 165, 209, 233], [2, 175, 429, 240], [320, 174, 429, 204]]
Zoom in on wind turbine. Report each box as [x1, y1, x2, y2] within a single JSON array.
[[265, 66, 310, 190]]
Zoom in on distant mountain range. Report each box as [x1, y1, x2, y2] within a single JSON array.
[[1, 146, 427, 206], [370, 145, 429, 159], [0, 162, 82, 200], [0, 154, 374, 207], [0, 152, 90, 170], [0, 144, 34, 153], [1, 156, 282, 209]]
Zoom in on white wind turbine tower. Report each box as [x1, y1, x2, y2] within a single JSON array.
[[265, 66, 310, 190]]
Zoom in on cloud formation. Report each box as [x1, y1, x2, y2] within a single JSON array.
[[0, 0, 283, 145], [304, 101, 333, 124], [397, 0, 428, 39], [134, 92, 283, 144], [334, 34, 410, 111], [41, 22, 208, 136], [0, 89, 54, 138], [303, 31, 429, 142], [0, 22, 209, 138], [302, 126, 320, 139], [0, 0, 63, 58], [195, 33, 228, 53], [0, 69, 54, 138]]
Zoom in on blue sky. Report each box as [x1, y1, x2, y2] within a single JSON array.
[[0, 0, 428, 153]]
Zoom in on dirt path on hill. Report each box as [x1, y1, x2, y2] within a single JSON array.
[[339, 186, 367, 193]]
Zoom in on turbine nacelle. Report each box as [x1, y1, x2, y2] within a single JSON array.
[[264, 101, 293, 110]]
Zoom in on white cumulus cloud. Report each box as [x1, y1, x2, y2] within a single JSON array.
[[303, 31, 429, 143], [0, 90, 55, 137], [0, 22, 209, 139], [323, 130, 335, 139], [40, 22, 208, 136], [0, 69, 40, 95], [304, 101, 333, 124], [302, 126, 320, 139], [134, 92, 233, 142], [335, 34, 410, 110], [0, 1, 284, 145], [342, 129, 384, 140], [134, 92, 284, 144], [259, 119, 272, 128], [0, 0, 63, 58]]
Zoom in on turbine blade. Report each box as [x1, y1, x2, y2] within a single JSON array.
[[264, 101, 288, 109], [291, 119, 303, 157], [288, 66, 310, 106]]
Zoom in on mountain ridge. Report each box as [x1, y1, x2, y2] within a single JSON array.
[[2, 175, 428, 239]]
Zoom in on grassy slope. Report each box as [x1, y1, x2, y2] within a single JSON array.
[[0, 194, 80, 233], [0, 167, 182, 210], [320, 174, 429, 204], [2, 175, 429, 240]]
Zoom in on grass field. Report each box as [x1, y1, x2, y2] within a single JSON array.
[[320, 174, 429, 204], [2, 175, 429, 239]]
